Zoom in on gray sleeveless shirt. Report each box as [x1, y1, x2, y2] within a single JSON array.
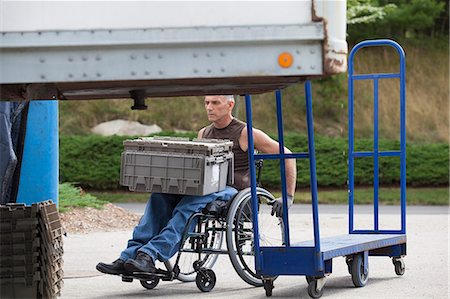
[[202, 118, 250, 190]]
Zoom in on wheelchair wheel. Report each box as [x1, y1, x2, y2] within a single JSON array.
[[226, 187, 283, 286], [168, 217, 224, 282]]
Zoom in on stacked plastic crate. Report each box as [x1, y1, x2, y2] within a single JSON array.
[[0, 201, 63, 298], [38, 201, 64, 298], [0, 204, 41, 298]]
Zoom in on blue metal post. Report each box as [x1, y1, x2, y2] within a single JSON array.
[[348, 55, 355, 234], [244, 94, 262, 272], [399, 48, 407, 234], [373, 78, 379, 232], [16, 100, 59, 206], [275, 89, 291, 247], [305, 81, 322, 271]]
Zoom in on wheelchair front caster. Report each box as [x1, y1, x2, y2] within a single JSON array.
[[196, 269, 216, 292], [140, 277, 160, 289]]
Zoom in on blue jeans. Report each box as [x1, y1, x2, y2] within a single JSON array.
[[120, 186, 237, 262], [0, 102, 27, 204]]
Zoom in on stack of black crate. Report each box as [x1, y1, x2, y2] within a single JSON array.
[[37, 200, 64, 298], [0, 201, 64, 298], [0, 204, 41, 298]]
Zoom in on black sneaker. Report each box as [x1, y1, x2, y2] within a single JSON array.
[[124, 252, 156, 273], [96, 258, 128, 275]]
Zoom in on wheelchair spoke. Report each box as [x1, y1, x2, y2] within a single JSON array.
[[226, 188, 283, 287]]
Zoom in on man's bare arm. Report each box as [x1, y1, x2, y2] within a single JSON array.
[[240, 128, 296, 196]]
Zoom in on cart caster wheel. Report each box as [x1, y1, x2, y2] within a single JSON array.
[[393, 258, 405, 276], [122, 276, 133, 283], [263, 279, 274, 297], [306, 276, 314, 284], [140, 277, 160, 289], [345, 256, 353, 274], [196, 269, 216, 292], [307, 279, 324, 299], [351, 253, 369, 287]]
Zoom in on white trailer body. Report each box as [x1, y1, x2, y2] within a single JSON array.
[[0, 0, 347, 100]]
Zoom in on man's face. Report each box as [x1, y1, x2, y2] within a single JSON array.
[[204, 96, 233, 122]]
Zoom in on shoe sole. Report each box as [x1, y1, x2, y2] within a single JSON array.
[[123, 261, 156, 274], [96, 264, 129, 276]]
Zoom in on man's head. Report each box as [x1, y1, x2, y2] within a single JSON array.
[[204, 95, 235, 125]]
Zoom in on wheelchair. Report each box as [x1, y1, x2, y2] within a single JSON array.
[[121, 161, 284, 292]]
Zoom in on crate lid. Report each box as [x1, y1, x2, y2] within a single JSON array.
[[123, 136, 233, 154]]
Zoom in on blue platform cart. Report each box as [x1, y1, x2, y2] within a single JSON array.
[[244, 39, 407, 298]]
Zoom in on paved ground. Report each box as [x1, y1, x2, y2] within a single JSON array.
[[62, 205, 449, 298]]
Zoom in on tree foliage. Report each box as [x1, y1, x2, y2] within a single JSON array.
[[347, 0, 448, 42], [347, 0, 396, 25]]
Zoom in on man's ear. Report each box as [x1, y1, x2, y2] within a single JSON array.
[[228, 100, 235, 110]]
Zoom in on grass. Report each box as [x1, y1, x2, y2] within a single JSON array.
[[287, 187, 449, 206], [59, 183, 108, 213], [91, 187, 449, 206]]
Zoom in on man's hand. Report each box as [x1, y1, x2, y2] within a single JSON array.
[[270, 195, 294, 217]]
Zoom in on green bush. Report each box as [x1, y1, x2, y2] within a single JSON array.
[[60, 133, 449, 190], [60, 132, 197, 190]]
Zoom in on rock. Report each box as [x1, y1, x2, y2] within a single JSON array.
[[91, 119, 161, 136]]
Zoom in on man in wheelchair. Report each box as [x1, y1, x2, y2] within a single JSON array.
[[96, 95, 296, 278]]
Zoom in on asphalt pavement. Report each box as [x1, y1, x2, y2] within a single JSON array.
[[61, 204, 449, 298]]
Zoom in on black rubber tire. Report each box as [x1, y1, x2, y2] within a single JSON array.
[[351, 253, 369, 287], [195, 269, 216, 292], [263, 280, 273, 297], [394, 259, 405, 276], [140, 277, 160, 289], [307, 280, 324, 299]]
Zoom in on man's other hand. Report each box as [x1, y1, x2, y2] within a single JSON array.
[[270, 195, 294, 217]]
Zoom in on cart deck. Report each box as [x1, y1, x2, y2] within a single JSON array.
[[294, 234, 406, 260], [257, 233, 406, 277]]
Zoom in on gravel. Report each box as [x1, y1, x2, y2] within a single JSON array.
[[60, 203, 140, 234]]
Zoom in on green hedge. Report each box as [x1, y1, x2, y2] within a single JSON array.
[[60, 133, 449, 190]]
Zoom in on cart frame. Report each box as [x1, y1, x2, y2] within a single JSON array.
[[244, 39, 407, 297]]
